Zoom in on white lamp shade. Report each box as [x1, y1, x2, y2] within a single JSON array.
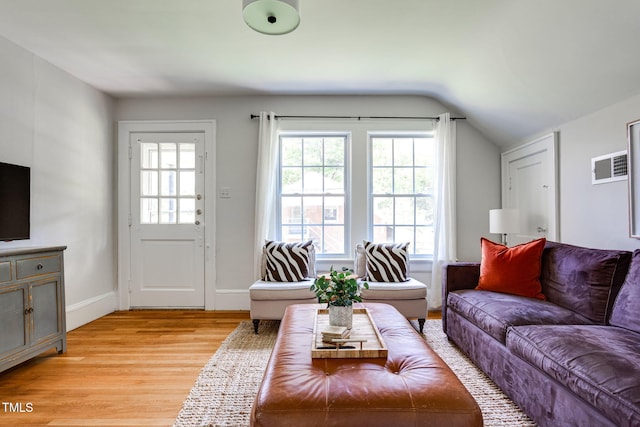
[[489, 209, 520, 234], [243, 0, 300, 35]]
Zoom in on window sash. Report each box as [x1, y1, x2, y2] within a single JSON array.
[[369, 134, 435, 256], [277, 133, 349, 256]]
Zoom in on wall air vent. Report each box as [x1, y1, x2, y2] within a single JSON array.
[[592, 150, 628, 184]]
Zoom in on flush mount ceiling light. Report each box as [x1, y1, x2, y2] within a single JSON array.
[[243, 0, 300, 35]]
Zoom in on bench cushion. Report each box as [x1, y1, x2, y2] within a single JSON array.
[[249, 280, 315, 301], [359, 277, 426, 300]]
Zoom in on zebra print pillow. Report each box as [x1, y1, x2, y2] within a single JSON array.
[[363, 241, 410, 282], [263, 240, 314, 282]]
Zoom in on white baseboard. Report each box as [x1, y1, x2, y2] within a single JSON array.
[[66, 290, 247, 327], [214, 289, 250, 311], [66, 291, 118, 331]]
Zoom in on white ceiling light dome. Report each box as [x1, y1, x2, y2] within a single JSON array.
[[242, 0, 300, 35]]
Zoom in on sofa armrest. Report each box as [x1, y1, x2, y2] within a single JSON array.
[[441, 262, 480, 334]]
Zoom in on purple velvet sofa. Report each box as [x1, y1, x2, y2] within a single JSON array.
[[442, 241, 640, 427]]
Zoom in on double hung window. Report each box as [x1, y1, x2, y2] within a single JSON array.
[[278, 134, 347, 255], [276, 127, 435, 259], [370, 134, 435, 256]]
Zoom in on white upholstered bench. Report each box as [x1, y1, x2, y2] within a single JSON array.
[[249, 240, 428, 334], [355, 242, 428, 333], [249, 240, 317, 334], [249, 279, 316, 333]]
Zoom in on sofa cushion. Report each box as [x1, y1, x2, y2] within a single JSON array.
[[362, 241, 410, 282], [447, 289, 593, 343], [249, 280, 315, 301], [541, 241, 632, 324], [610, 249, 640, 334], [476, 237, 546, 300], [359, 278, 427, 300], [263, 240, 314, 282], [507, 324, 640, 426]]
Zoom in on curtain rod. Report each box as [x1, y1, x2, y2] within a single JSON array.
[[249, 114, 466, 121]]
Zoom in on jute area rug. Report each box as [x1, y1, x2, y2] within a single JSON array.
[[174, 319, 536, 427]]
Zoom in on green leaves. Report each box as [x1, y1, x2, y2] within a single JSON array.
[[310, 266, 368, 307]]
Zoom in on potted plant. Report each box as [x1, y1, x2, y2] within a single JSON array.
[[310, 266, 368, 328]]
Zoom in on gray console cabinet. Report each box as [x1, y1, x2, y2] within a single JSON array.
[[0, 246, 67, 373]]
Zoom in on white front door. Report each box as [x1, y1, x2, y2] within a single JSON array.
[[502, 133, 558, 245], [129, 132, 205, 308]]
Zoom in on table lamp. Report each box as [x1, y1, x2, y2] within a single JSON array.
[[489, 208, 520, 246]]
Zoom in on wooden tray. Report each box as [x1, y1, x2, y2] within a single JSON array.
[[311, 307, 388, 359]]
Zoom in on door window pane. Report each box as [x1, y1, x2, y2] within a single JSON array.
[[179, 171, 195, 196], [160, 143, 177, 168], [141, 143, 158, 168], [179, 144, 195, 169], [141, 171, 158, 196], [160, 198, 177, 224], [138, 140, 199, 226], [161, 171, 177, 196], [179, 198, 195, 224], [141, 198, 158, 224]]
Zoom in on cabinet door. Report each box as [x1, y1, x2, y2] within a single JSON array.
[[0, 285, 28, 354], [30, 279, 61, 343]]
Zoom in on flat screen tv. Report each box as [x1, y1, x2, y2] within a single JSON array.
[[0, 162, 31, 241]]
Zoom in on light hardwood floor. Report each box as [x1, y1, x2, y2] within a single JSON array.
[[0, 309, 441, 426], [0, 310, 249, 427]]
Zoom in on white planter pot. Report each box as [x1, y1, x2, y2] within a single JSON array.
[[329, 305, 353, 329]]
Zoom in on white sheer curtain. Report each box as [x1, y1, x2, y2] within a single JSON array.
[[429, 112, 457, 310], [254, 112, 279, 279]]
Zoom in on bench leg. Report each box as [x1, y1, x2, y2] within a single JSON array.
[[418, 318, 425, 334], [253, 319, 260, 334]]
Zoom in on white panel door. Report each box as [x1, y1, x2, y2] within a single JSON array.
[[129, 132, 205, 308], [502, 133, 558, 245]]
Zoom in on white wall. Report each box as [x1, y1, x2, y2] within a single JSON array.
[[522, 93, 640, 252], [116, 95, 500, 309], [0, 36, 116, 330]]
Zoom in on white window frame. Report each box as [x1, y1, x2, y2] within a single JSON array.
[[276, 131, 351, 258], [275, 119, 436, 270], [367, 131, 436, 259]]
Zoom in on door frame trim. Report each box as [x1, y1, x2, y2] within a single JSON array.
[[117, 120, 216, 310], [501, 132, 559, 242]]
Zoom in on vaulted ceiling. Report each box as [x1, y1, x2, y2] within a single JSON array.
[[1, 0, 639, 145]]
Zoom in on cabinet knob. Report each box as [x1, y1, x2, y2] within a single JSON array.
[[24, 307, 34, 315], [36, 263, 44, 270]]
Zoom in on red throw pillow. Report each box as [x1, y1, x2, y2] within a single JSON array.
[[476, 237, 546, 300]]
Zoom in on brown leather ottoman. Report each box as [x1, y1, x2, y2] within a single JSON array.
[[250, 303, 482, 427]]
